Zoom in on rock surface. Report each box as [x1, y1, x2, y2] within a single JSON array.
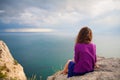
[[47, 57, 120, 80], [0, 40, 27, 80]]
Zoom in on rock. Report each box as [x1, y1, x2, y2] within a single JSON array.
[[47, 57, 120, 80], [0, 40, 27, 80]]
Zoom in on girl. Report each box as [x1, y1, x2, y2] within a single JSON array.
[[62, 26, 97, 77]]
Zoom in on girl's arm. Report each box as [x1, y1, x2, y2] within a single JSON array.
[[94, 44, 99, 68], [74, 44, 79, 63]]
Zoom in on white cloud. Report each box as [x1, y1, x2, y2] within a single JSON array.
[[4, 28, 54, 32], [90, 0, 114, 17], [65, 0, 120, 17], [0, 0, 120, 28], [1, 7, 82, 26], [0, 10, 5, 13], [90, 14, 120, 27]]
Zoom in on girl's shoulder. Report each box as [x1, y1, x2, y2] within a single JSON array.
[[89, 42, 96, 45], [90, 42, 96, 46], [75, 42, 96, 47]]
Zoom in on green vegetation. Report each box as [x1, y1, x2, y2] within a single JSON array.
[[10, 77, 17, 80], [14, 59, 18, 65], [0, 64, 10, 72], [0, 72, 7, 78], [0, 65, 7, 71], [28, 75, 37, 80], [0, 65, 8, 79], [27, 75, 42, 80]]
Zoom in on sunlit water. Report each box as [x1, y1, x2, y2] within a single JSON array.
[[0, 33, 120, 80]]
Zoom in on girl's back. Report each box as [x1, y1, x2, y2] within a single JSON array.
[[74, 43, 96, 73]]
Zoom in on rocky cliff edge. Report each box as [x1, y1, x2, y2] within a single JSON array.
[[0, 40, 27, 80], [48, 56, 120, 80]]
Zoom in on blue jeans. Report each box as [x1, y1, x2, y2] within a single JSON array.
[[68, 61, 93, 78]]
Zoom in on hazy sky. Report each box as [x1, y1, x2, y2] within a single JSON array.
[[0, 0, 120, 35]]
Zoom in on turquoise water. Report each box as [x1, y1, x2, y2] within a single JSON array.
[[0, 33, 120, 80], [0, 33, 74, 80]]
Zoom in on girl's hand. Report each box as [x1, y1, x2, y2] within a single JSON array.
[[95, 64, 99, 68]]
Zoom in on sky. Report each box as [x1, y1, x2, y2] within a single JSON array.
[[0, 0, 120, 35]]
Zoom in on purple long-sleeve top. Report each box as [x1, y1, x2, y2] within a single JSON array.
[[74, 43, 96, 73]]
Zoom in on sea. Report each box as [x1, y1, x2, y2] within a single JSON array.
[[0, 33, 120, 80]]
